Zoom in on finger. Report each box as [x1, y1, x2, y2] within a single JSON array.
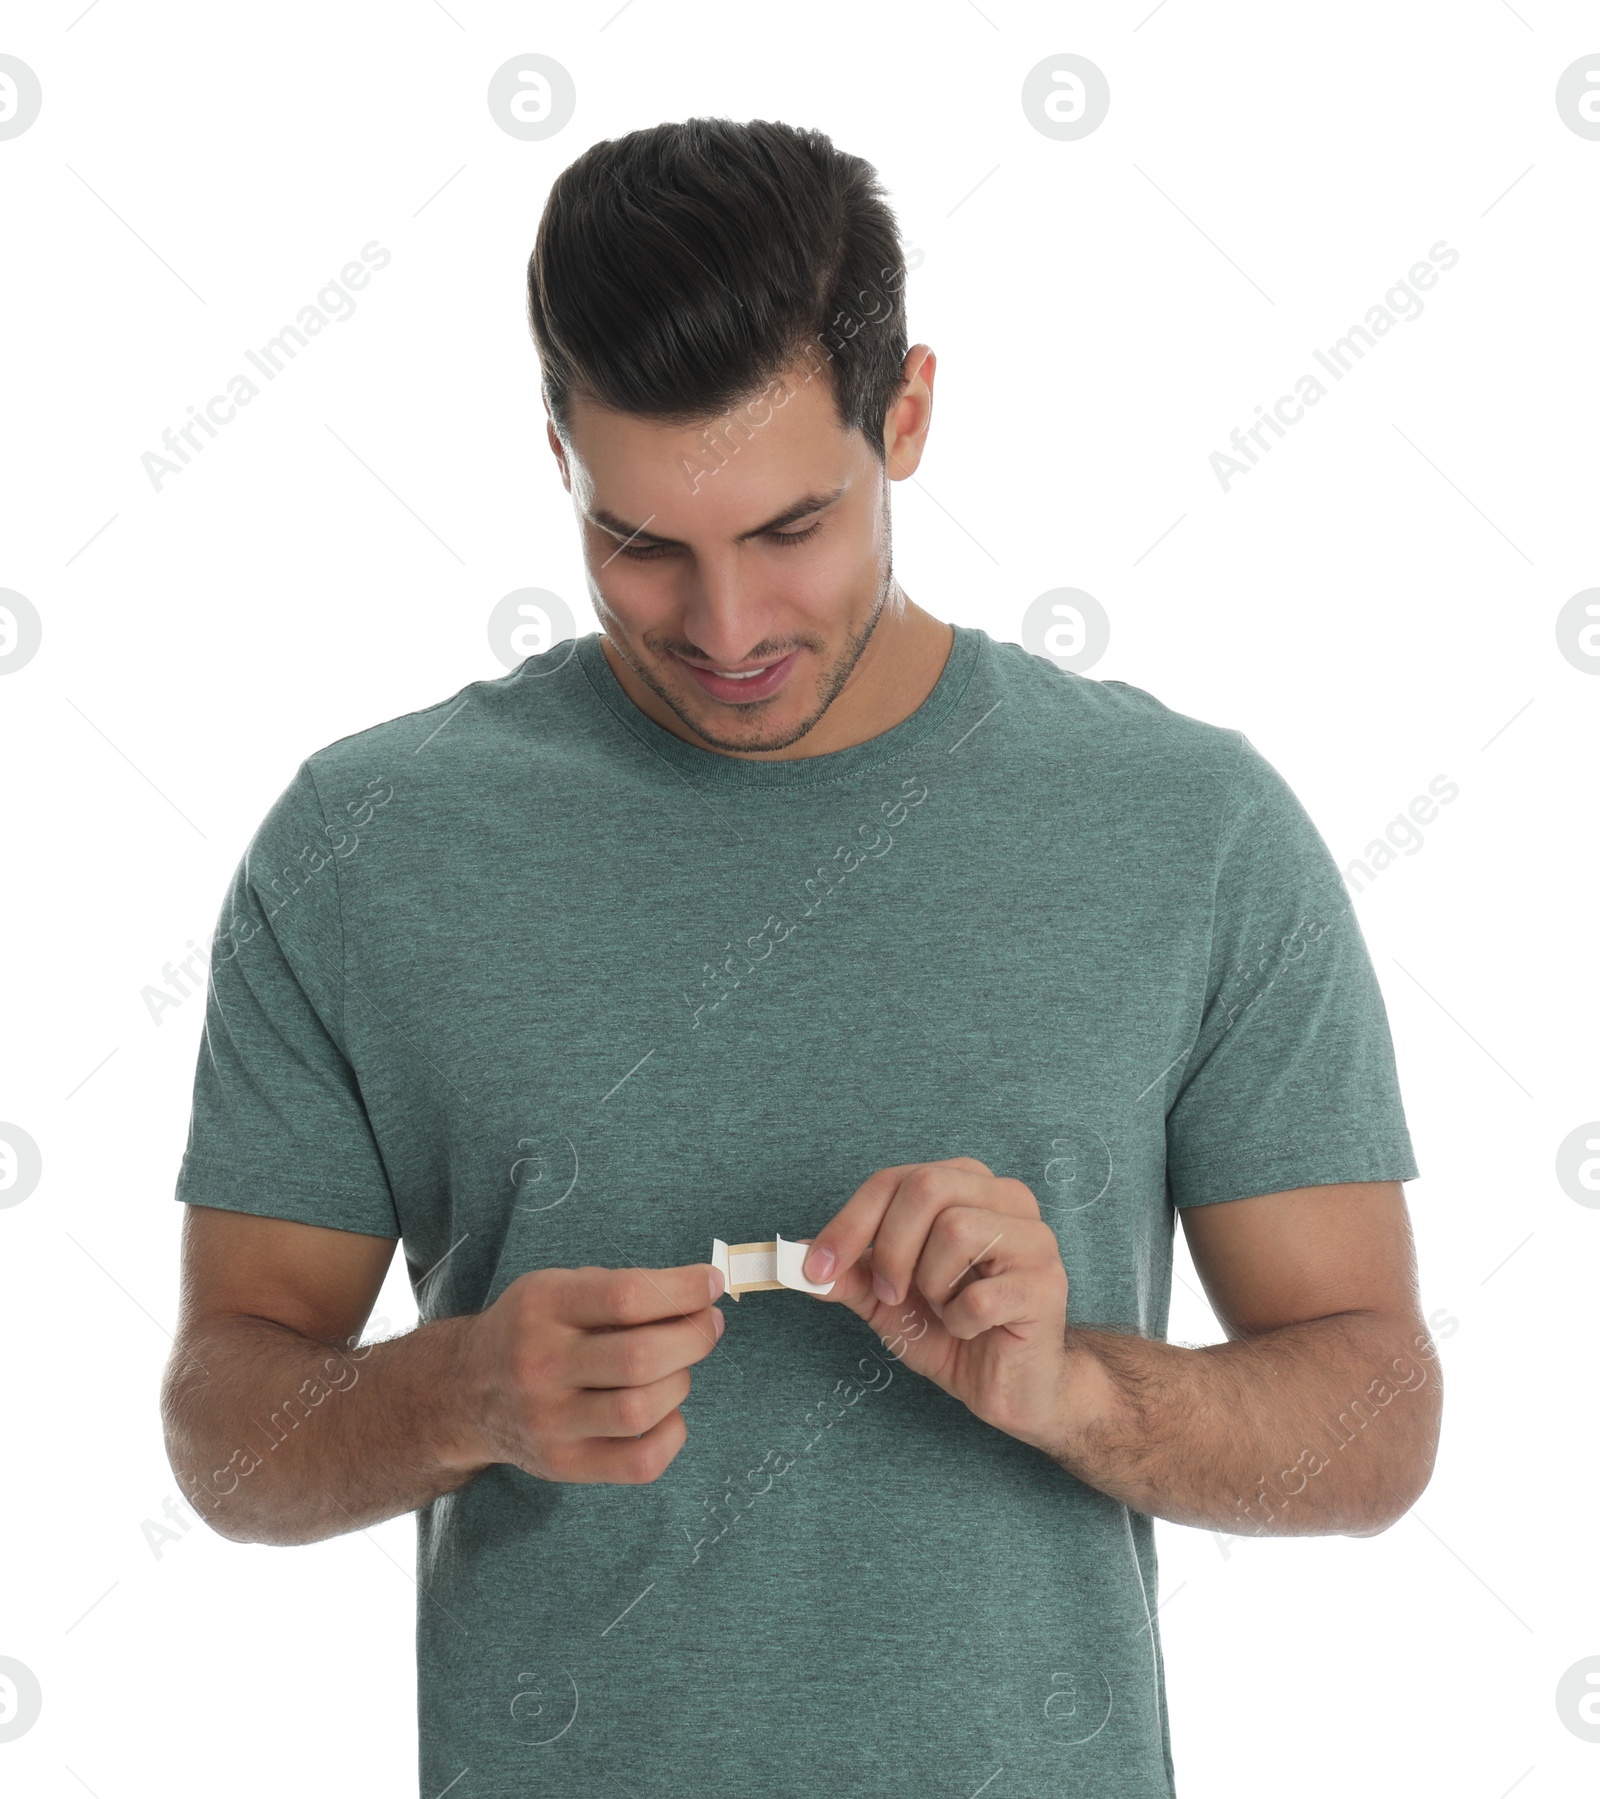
[[801, 1159, 957, 1290], [566, 1367, 694, 1439], [912, 1211, 1058, 1317], [558, 1262, 723, 1328], [869, 1169, 1041, 1308], [867, 1165, 1029, 1309], [544, 1407, 689, 1485], [939, 1262, 1067, 1341], [569, 1307, 724, 1387]]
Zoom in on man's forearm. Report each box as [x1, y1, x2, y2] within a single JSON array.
[[161, 1314, 488, 1546], [1040, 1309, 1442, 1536]]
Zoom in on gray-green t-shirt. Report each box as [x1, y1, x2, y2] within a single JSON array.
[[175, 624, 1418, 1797]]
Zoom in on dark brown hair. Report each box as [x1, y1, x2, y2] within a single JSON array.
[[527, 117, 911, 463]]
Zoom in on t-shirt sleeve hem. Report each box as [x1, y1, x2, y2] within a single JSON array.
[[174, 1153, 401, 1239], [1169, 1144, 1420, 1209]]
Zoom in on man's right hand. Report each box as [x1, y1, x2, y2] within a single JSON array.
[[455, 1262, 727, 1484]]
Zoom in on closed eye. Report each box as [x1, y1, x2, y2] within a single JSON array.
[[616, 519, 825, 562]]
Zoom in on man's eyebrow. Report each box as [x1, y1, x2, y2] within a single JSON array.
[[588, 482, 849, 548]]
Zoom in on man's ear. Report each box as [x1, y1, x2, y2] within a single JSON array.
[[545, 416, 572, 491], [883, 343, 935, 482]]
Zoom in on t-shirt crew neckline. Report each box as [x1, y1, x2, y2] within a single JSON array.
[[571, 623, 985, 790]]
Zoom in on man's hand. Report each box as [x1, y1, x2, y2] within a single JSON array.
[[801, 1157, 1073, 1453], [804, 1173, 1441, 1538], [458, 1262, 727, 1484]]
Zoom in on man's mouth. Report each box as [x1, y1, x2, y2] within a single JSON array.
[[672, 650, 800, 703]]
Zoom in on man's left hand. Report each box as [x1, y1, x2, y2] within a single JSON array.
[[801, 1157, 1074, 1453]]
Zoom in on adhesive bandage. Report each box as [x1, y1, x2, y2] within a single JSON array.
[[710, 1233, 835, 1302]]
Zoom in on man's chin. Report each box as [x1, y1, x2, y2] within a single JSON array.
[[605, 633, 843, 757], [673, 699, 824, 757]]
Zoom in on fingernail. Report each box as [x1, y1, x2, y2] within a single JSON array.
[[805, 1244, 835, 1282], [709, 1267, 725, 1301], [872, 1272, 896, 1305], [713, 1307, 725, 1339]]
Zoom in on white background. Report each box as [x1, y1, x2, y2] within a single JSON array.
[[1, 3, 1596, 1795]]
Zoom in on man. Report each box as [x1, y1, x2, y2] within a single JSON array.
[[162, 117, 1440, 1798]]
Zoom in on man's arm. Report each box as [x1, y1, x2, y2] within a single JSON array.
[[160, 1206, 479, 1544], [160, 1205, 726, 1546], [802, 1163, 1442, 1539], [1047, 1180, 1442, 1537]]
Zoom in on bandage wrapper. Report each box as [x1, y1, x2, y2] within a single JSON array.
[[710, 1233, 835, 1302]]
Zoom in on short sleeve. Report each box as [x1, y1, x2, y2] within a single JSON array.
[[174, 759, 401, 1237], [1165, 734, 1419, 1208]]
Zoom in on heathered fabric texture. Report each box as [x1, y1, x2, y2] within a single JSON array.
[[175, 624, 1418, 1797]]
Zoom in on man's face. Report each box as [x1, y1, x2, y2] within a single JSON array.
[[549, 352, 932, 756]]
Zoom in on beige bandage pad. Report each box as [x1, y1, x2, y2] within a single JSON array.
[[711, 1233, 835, 1302]]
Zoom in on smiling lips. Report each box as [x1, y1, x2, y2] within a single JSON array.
[[674, 649, 799, 702]]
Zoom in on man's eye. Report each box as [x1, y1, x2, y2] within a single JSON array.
[[615, 520, 824, 562]]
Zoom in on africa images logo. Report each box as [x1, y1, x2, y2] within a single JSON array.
[[1209, 242, 1460, 492]]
